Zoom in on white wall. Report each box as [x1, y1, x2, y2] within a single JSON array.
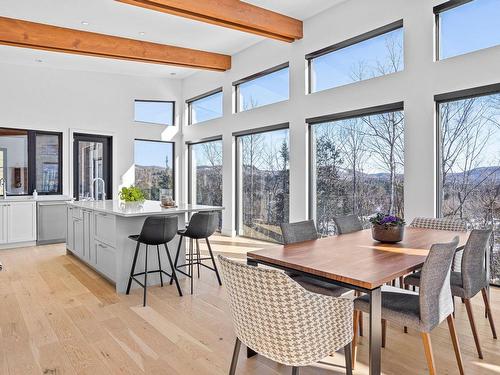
[[0, 63, 183, 199], [180, 0, 500, 236]]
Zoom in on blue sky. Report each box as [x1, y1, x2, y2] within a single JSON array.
[[238, 67, 289, 111], [135, 140, 173, 168], [134, 101, 173, 125], [191, 91, 223, 124]]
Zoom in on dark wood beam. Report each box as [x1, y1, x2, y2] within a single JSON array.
[[0, 16, 231, 71], [116, 0, 303, 42]]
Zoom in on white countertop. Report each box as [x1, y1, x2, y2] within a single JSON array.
[[68, 200, 223, 217], [0, 195, 72, 202]]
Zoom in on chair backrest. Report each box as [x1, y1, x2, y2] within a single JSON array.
[[218, 255, 353, 367], [138, 216, 178, 245], [409, 217, 468, 232], [280, 220, 318, 244], [419, 236, 459, 332], [461, 229, 492, 297], [185, 211, 218, 239], [332, 215, 363, 234]]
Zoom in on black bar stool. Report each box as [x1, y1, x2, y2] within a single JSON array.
[[126, 216, 182, 306], [171, 211, 221, 294]]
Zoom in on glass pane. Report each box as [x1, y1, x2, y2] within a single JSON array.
[[78, 141, 104, 200], [36, 134, 60, 193], [134, 101, 174, 126], [190, 91, 223, 124], [439, 0, 500, 59], [134, 140, 174, 201], [310, 27, 403, 93], [0, 128, 29, 195], [237, 129, 289, 242], [439, 93, 500, 285], [237, 67, 289, 112], [190, 140, 223, 229], [0, 149, 5, 196], [311, 111, 404, 236]]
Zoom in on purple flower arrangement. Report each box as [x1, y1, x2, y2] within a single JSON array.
[[369, 212, 405, 227]]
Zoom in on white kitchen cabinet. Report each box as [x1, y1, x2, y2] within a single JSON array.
[[0, 204, 8, 244], [95, 239, 116, 281], [6, 201, 36, 243], [83, 210, 94, 265], [73, 216, 84, 259], [94, 212, 116, 247], [66, 206, 74, 251]]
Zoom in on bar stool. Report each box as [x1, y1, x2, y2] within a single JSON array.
[[126, 216, 182, 306], [171, 211, 221, 294]]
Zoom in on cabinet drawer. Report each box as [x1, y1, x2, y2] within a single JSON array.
[[94, 212, 115, 247], [94, 239, 116, 281], [72, 207, 83, 220]]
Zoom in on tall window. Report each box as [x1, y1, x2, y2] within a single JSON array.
[[309, 105, 404, 236], [134, 100, 174, 126], [436, 0, 500, 60], [236, 127, 289, 242], [187, 89, 223, 125], [437, 87, 500, 285], [307, 21, 403, 93], [0, 128, 62, 195], [234, 63, 289, 112], [134, 139, 174, 200], [189, 139, 223, 228]]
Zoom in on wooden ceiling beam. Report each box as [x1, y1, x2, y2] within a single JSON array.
[[0, 16, 231, 71], [116, 0, 303, 42]]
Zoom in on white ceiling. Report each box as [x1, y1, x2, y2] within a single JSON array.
[[0, 0, 344, 79]]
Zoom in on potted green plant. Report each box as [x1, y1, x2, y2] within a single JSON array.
[[369, 213, 406, 243], [118, 186, 145, 209]]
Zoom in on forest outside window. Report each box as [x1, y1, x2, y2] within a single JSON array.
[[0, 128, 62, 195]]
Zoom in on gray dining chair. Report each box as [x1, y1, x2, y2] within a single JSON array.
[[332, 215, 363, 234], [405, 229, 496, 359], [218, 255, 354, 375], [352, 237, 464, 375], [280, 221, 351, 298]]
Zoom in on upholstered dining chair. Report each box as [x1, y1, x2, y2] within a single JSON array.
[[332, 215, 363, 235], [218, 255, 354, 375], [405, 229, 496, 359], [352, 237, 464, 375]]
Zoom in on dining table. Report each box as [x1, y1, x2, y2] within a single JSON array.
[[246, 227, 469, 375]]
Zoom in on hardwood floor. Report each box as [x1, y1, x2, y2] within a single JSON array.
[[0, 241, 499, 375]]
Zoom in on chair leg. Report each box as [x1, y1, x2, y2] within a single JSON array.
[[382, 319, 387, 348], [481, 288, 497, 339], [421, 332, 436, 375], [126, 241, 140, 294], [352, 310, 360, 369], [291, 367, 299, 375], [464, 298, 483, 359], [143, 245, 148, 307], [206, 238, 222, 286], [447, 315, 465, 375], [344, 343, 353, 375], [165, 244, 182, 297], [229, 338, 241, 375], [189, 238, 194, 295], [170, 236, 183, 285], [156, 245, 163, 287], [196, 239, 201, 278], [399, 276, 404, 289]]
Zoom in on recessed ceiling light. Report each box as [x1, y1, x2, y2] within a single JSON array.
[[81, 21, 89, 26], [35, 59, 43, 63], [170, 72, 177, 76], [139, 31, 146, 36]]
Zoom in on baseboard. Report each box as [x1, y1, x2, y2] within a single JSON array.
[[0, 241, 37, 250]]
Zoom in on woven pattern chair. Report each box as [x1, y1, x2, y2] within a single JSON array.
[[353, 237, 464, 375], [218, 255, 354, 375], [333, 215, 363, 234], [405, 229, 496, 359]]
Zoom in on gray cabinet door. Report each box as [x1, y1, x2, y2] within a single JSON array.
[[37, 202, 68, 244]]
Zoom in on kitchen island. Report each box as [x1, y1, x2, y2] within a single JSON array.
[[66, 200, 223, 293]]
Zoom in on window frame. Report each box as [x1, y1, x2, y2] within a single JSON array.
[[186, 88, 223, 125], [232, 62, 290, 113], [434, 82, 500, 218], [0, 127, 63, 196], [306, 102, 405, 220], [233, 122, 289, 237], [134, 138, 176, 201], [133, 100, 175, 126], [186, 136, 223, 205], [305, 19, 404, 94]]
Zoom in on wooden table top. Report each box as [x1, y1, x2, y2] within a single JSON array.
[[247, 227, 469, 290]]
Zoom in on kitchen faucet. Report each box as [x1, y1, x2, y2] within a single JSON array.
[[0, 178, 6, 199], [92, 177, 106, 201]]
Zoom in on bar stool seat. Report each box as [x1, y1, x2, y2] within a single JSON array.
[[126, 216, 183, 306]]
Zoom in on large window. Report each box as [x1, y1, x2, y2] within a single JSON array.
[[187, 89, 223, 125], [134, 139, 174, 201], [234, 63, 289, 112], [189, 138, 223, 228], [307, 20, 403, 93], [437, 86, 500, 285], [236, 126, 289, 242], [436, 0, 500, 60], [0, 128, 62, 195], [134, 100, 174, 126], [309, 104, 404, 236]]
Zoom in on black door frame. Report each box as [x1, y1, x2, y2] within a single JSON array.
[[73, 133, 112, 200]]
